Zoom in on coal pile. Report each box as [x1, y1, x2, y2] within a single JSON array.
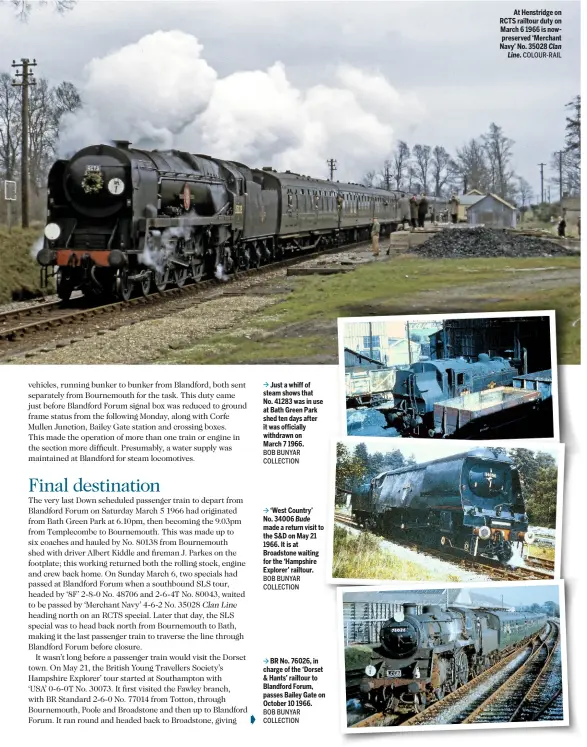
[[413, 227, 576, 259]]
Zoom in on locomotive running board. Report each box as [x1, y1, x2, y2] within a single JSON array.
[[139, 215, 233, 231]]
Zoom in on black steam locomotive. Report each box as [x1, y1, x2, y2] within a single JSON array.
[[355, 602, 547, 713], [376, 354, 518, 437], [352, 449, 533, 563], [38, 141, 400, 301]]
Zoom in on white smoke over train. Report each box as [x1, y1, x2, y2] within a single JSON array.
[[59, 30, 424, 180]]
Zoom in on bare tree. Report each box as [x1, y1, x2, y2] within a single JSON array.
[[455, 138, 490, 194], [361, 170, 378, 188], [482, 122, 516, 199], [0, 72, 20, 181], [412, 144, 431, 193], [561, 95, 580, 195], [391, 140, 410, 190], [27, 77, 82, 192], [430, 145, 451, 197], [517, 177, 533, 221], [378, 159, 393, 190], [53, 81, 82, 119], [4, 0, 76, 20]]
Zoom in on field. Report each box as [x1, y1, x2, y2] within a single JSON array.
[[0, 227, 48, 303], [162, 253, 580, 365]]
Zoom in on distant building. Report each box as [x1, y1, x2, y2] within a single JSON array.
[[453, 193, 485, 222], [343, 322, 421, 365], [467, 193, 517, 228], [428, 317, 551, 372]]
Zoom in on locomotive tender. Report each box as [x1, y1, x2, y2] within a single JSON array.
[[38, 141, 400, 301], [376, 353, 519, 437], [352, 448, 532, 563], [356, 602, 547, 713]]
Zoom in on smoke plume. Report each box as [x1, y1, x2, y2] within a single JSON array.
[[59, 30, 424, 180]]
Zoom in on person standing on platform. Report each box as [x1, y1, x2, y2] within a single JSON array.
[[409, 195, 418, 229], [449, 193, 460, 224], [418, 193, 428, 228], [371, 216, 380, 256], [398, 193, 410, 229]]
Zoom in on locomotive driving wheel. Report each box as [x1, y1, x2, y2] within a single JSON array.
[[190, 257, 205, 282], [115, 269, 133, 302], [153, 268, 169, 294], [174, 265, 189, 288], [140, 272, 151, 297], [454, 650, 469, 688]]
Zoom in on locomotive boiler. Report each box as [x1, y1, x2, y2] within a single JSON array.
[[38, 141, 400, 301], [356, 602, 547, 713], [376, 354, 518, 437], [352, 449, 532, 563]]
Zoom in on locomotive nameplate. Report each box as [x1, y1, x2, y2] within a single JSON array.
[[386, 669, 402, 677]]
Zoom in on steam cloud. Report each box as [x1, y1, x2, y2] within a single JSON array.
[[60, 31, 424, 180]]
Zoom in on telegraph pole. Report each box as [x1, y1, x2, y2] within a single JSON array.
[[554, 150, 564, 202], [538, 162, 545, 204], [326, 158, 337, 181], [12, 58, 37, 228]]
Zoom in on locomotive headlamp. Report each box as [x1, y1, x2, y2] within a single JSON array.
[[525, 530, 536, 544], [479, 526, 491, 540], [393, 610, 405, 623], [413, 665, 421, 679], [44, 223, 61, 241], [365, 665, 377, 677]]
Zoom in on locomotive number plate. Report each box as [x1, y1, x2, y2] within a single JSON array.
[[386, 669, 402, 678]]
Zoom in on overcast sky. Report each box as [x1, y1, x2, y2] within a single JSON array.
[[0, 0, 580, 196]]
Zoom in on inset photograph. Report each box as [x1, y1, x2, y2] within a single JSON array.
[[340, 581, 567, 731], [331, 439, 562, 583], [340, 311, 558, 440]]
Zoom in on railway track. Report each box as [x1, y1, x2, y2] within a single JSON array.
[[524, 555, 556, 572], [399, 621, 562, 726], [333, 513, 554, 581], [0, 239, 369, 360], [349, 625, 560, 729]]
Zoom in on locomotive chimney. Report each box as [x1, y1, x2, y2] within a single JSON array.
[[113, 140, 132, 149]]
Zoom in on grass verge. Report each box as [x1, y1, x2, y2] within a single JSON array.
[[0, 226, 48, 303], [161, 254, 580, 365], [332, 525, 462, 582], [527, 544, 556, 563]]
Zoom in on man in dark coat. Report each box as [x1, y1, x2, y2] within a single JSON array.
[[409, 195, 418, 229], [418, 193, 428, 228], [449, 194, 460, 224]]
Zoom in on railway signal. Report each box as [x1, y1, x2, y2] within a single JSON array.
[[3, 180, 17, 232]]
